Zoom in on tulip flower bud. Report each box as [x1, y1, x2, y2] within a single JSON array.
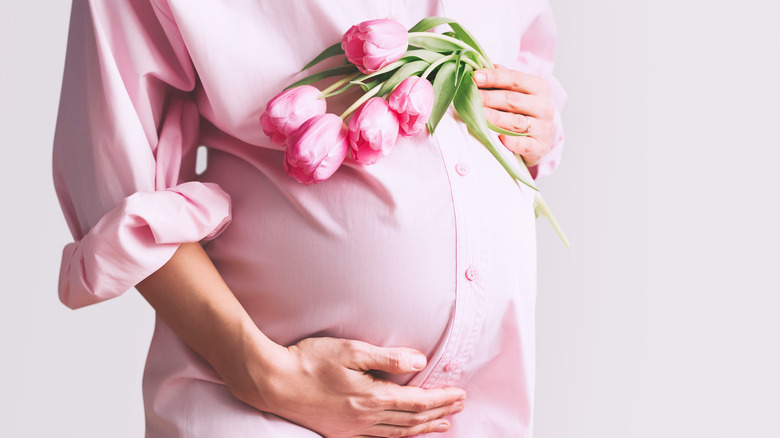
[[260, 85, 327, 146], [388, 76, 434, 137], [284, 114, 349, 185], [341, 19, 408, 74], [347, 97, 400, 165]]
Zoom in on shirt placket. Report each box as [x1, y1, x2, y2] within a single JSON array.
[[423, 116, 490, 388]]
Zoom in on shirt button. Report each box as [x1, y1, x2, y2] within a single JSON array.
[[444, 361, 461, 373], [465, 266, 479, 281], [455, 162, 470, 176]]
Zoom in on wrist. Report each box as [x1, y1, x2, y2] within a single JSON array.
[[212, 316, 291, 411]]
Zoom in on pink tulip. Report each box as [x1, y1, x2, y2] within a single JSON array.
[[284, 114, 349, 185], [341, 19, 408, 74], [347, 97, 400, 165], [260, 85, 327, 146], [388, 76, 434, 137]]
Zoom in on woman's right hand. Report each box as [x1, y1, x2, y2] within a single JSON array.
[[223, 335, 467, 437]]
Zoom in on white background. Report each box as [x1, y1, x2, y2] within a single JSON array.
[[1, 1, 778, 437]]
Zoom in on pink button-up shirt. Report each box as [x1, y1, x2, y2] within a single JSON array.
[[53, 1, 566, 436]]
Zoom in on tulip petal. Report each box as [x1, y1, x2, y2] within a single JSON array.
[[348, 97, 399, 164], [388, 76, 434, 137], [285, 114, 348, 184], [260, 85, 327, 146], [342, 18, 409, 73]]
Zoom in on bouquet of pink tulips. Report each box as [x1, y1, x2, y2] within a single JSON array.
[[260, 17, 569, 247]]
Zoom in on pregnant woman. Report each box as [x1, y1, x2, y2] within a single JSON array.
[[53, 0, 565, 436]]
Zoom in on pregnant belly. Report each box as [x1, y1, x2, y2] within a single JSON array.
[[199, 141, 458, 364]]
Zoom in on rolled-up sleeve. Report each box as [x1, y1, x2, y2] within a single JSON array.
[[514, 0, 567, 179], [53, 0, 231, 309]]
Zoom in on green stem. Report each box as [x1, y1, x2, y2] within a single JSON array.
[[421, 53, 457, 80], [360, 60, 406, 81], [460, 56, 482, 71], [320, 72, 360, 98], [407, 32, 490, 68], [339, 85, 381, 120], [516, 152, 570, 249]]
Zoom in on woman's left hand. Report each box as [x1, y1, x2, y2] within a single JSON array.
[[474, 65, 555, 167]]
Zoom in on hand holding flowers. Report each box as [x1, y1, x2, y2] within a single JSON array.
[[474, 65, 556, 168]]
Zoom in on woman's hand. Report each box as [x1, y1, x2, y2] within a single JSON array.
[[226, 335, 467, 438], [474, 65, 556, 167]]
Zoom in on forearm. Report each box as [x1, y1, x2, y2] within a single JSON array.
[[135, 242, 283, 386]]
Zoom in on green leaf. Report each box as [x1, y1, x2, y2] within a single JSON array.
[[408, 36, 462, 53], [452, 71, 537, 190], [487, 121, 531, 137], [348, 79, 381, 92], [408, 16, 454, 33], [449, 22, 493, 67], [427, 61, 459, 133], [349, 78, 381, 92], [454, 51, 465, 89], [407, 17, 493, 67], [360, 80, 381, 92], [285, 64, 359, 89], [359, 59, 406, 81], [462, 50, 482, 67], [534, 193, 571, 249], [301, 42, 345, 71], [321, 82, 358, 98], [402, 49, 446, 64], [377, 60, 430, 96]]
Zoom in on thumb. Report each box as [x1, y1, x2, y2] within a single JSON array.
[[346, 342, 428, 374]]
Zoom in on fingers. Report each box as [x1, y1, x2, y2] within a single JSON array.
[[379, 400, 465, 426], [473, 66, 549, 95], [343, 340, 428, 374], [357, 401, 464, 437], [479, 89, 540, 117], [356, 389, 465, 437], [483, 107, 531, 134], [479, 88, 555, 121], [384, 385, 467, 413], [360, 419, 452, 437], [278, 337, 468, 437], [499, 134, 544, 166]]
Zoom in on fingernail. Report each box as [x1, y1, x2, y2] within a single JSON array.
[[474, 72, 486, 85], [412, 355, 427, 370], [453, 401, 465, 412], [436, 423, 449, 432]]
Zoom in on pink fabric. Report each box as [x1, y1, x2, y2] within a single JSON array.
[[53, 0, 565, 436]]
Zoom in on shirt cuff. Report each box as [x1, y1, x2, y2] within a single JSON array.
[[58, 181, 232, 309]]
